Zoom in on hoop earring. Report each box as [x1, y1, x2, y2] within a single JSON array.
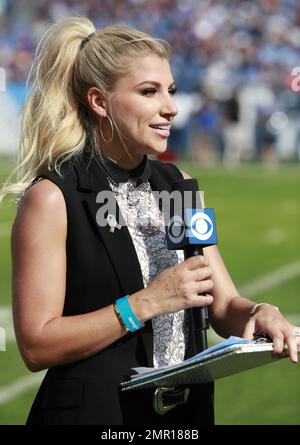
[[100, 115, 114, 143]]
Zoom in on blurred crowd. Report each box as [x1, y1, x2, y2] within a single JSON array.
[[1, 0, 300, 162]]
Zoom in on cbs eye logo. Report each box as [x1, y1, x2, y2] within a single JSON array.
[[190, 212, 214, 241], [167, 215, 186, 244]]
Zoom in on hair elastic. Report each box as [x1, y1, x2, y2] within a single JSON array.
[[80, 31, 96, 50]]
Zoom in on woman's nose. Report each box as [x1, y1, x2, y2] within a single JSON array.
[[160, 95, 178, 118]]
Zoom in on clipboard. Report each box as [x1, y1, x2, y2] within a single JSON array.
[[121, 336, 286, 391]]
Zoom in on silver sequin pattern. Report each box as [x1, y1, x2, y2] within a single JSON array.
[[110, 179, 188, 368]]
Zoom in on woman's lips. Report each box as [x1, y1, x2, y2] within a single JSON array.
[[150, 126, 170, 138]]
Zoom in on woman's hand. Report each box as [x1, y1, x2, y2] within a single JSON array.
[[242, 304, 300, 363], [130, 255, 214, 322]]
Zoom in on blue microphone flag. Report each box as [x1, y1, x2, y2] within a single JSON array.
[[166, 208, 217, 250]]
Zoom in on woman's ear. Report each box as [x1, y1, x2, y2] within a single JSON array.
[[86, 87, 107, 118]]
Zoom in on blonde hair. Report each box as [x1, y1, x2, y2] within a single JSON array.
[[0, 16, 171, 202]]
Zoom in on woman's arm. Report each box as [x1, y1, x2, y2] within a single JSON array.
[[12, 180, 129, 372], [180, 169, 299, 363], [203, 244, 254, 337]]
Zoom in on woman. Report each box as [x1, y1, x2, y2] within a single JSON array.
[[2, 17, 299, 425]]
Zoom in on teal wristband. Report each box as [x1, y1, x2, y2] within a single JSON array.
[[115, 295, 144, 333]]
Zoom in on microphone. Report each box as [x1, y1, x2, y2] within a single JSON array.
[[165, 178, 217, 353]]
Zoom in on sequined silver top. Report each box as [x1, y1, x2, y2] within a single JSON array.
[[110, 178, 189, 368]]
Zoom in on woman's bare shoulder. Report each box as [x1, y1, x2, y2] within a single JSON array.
[[18, 178, 65, 212], [13, 179, 67, 235]]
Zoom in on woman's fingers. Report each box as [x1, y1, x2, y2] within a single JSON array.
[[242, 319, 256, 340], [190, 266, 212, 282], [285, 334, 298, 363], [292, 327, 300, 352], [201, 294, 214, 306], [255, 323, 298, 363], [185, 255, 208, 270], [271, 330, 298, 363], [271, 333, 285, 357], [192, 278, 214, 296], [187, 293, 214, 308]]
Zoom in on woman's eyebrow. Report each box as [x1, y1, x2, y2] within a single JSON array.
[[136, 80, 176, 88]]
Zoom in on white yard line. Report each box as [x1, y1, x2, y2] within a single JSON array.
[[0, 372, 46, 406], [239, 260, 300, 298], [0, 258, 300, 406]]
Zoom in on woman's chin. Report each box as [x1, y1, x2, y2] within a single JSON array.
[[147, 142, 168, 155]]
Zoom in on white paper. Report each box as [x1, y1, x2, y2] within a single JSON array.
[[131, 336, 252, 379]]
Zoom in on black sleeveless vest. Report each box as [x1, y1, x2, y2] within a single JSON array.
[[26, 153, 214, 425]]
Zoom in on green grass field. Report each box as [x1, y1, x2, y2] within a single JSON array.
[[0, 156, 299, 424]]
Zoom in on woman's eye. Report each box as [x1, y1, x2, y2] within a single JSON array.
[[141, 88, 157, 96], [141, 87, 177, 96]]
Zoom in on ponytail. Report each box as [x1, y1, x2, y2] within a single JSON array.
[[0, 17, 95, 202]]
